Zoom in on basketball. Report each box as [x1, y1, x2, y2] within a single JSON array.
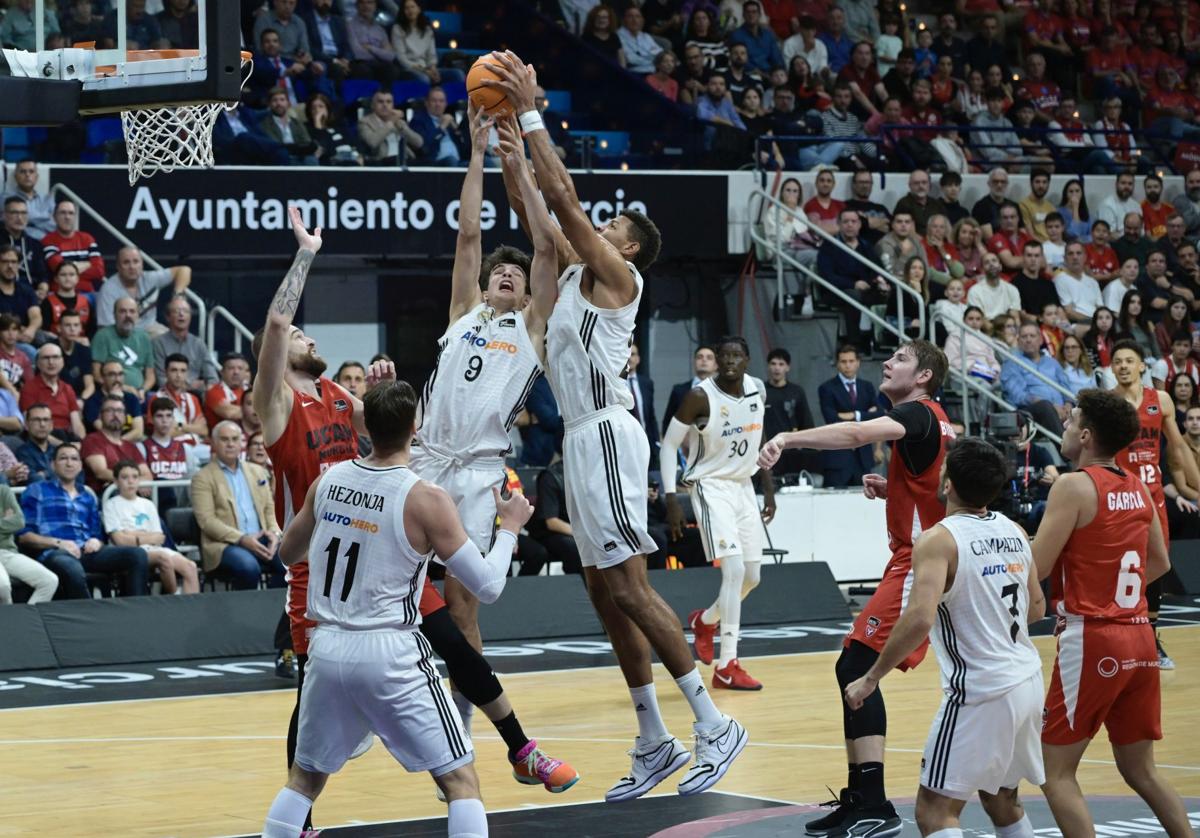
[[466, 55, 512, 117]]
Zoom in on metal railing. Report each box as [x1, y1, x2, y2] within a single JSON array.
[[748, 185, 925, 344], [207, 305, 257, 358], [100, 477, 193, 507]]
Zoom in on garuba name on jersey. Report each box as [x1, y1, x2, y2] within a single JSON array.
[[418, 302, 541, 462]]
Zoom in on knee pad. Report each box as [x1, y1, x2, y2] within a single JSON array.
[[742, 561, 761, 591], [421, 609, 503, 708], [836, 643, 887, 739]]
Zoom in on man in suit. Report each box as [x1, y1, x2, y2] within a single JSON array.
[[213, 105, 290, 166], [259, 88, 318, 165], [817, 344, 881, 487], [301, 0, 354, 82], [410, 86, 469, 167], [191, 420, 284, 590], [626, 342, 658, 449], [661, 344, 716, 435]]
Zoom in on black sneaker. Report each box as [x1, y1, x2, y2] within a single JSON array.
[[805, 788, 858, 835], [829, 800, 902, 838], [275, 649, 296, 679]]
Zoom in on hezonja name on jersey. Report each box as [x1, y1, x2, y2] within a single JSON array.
[[321, 511, 379, 533], [720, 422, 763, 437], [325, 483, 386, 512], [969, 536, 1026, 556], [459, 332, 518, 353]]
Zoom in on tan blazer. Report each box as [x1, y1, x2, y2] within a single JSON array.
[[191, 460, 281, 572]]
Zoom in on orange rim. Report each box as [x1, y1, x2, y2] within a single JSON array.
[[79, 46, 253, 76]]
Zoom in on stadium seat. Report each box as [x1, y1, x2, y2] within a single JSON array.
[[543, 90, 571, 113], [425, 12, 462, 34], [442, 81, 467, 104], [570, 130, 629, 157], [341, 79, 381, 105], [85, 117, 123, 150], [393, 80, 431, 104]]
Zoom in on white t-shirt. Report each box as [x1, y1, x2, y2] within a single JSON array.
[[1052, 271, 1103, 319], [103, 494, 163, 536], [966, 279, 1021, 320], [1042, 240, 1065, 270], [1102, 279, 1137, 313]]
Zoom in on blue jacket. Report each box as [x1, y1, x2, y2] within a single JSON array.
[[728, 24, 784, 72], [301, 9, 353, 65], [519, 376, 563, 467], [817, 375, 880, 476], [410, 110, 469, 165], [816, 236, 878, 292], [1001, 353, 1072, 408]]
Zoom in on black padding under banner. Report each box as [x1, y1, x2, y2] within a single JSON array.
[[0, 606, 57, 670], [1170, 539, 1200, 595]]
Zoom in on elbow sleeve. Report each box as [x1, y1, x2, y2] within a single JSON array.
[[660, 418, 689, 494], [445, 529, 517, 604]]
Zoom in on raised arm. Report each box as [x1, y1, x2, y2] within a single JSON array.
[[495, 115, 558, 358], [758, 415, 908, 469], [254, 207, 322, 446], [485, 52, 637, 300], [448, 103, 491, 324], [498, 132, 578, 275]]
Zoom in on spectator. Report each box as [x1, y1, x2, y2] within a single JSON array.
[[0, 480, 56, 604], [802, 83, 871, 169], [804, 168, 844, 237], [955, 68, 987, 123], [647, 50, 681, 101], [18, 444, 148, 599], [392, 0, 465, 84], [625, 343, 658, 449], [152, 297, 217, 390], [100, 0, 165, 50], [782, 15, 827, 76], [60, 0, 103, 45], [1103, 256, 1143, 313], [727, 1, 783, 73], [1177, 242, 1200, 304], [986, 203, 1034, 276], [1081, 306, 1117, 371], [677, 44, 710, 105], [1015, 52, 1060, 122], [618, 6, 663, 74], [1172, 379, 1198, 438], [83, 361, 144, 440], [696, 74, 746, 129], [40, 199, 104, 295], [246, 431, 273, 473], [1091, 96, 1139, 170], [96, 247, 191, 336], [1089, 224, 1130, 293], [971, 167, 1020, 240], [140, 398, 198, 482], [92, 297, 155, 396], [57, 310, 93, 400], [518, 375, 562, 467], [333, 361, 366, 398], [253, 0, 311, 61], [1115, 291, 1160, 364], [761, 347, 816, 478], [952, 217, 987, 283], [151, 354, 209, 442], [682, 9, 726, 72], [204, 352, 249, 430], [880, 47, 916, 103], [923, 214, 965, 295], [81, 396, 152, 493], [411, 86, 469, 167], [965, 15, 1005, 78], [16, 404, 57, 485], [837, 41, 882, 119], [1018, 169, 1056, 242], [5, 160, 54, 240], [249, 28, 318, 107], [1141, 174, 1173, 241], [1162, 215, 1193, 273], [301, 0, 353, 82], [967, 252, 1022, 321], [192, 421, 285, 590], [2, 197, 48, 288], [1056, 333, 1095, 396], [1057, 179, 1092, 243], [104, 459, 198, 595], [824, 209, 891, 348], [843, 170, 890, 246], [358, 89, 423, 166], [892, 170, 946, 237], [0, 0, 60, 51], [1009, 98, 1056, 163], [1152, 330, 1200, 390], [0, 314, 32, 387], [156, 0, 199, 48], [524, 458, 582, 574], [1012, 241, 1060, 322], [722, 43, 766, 107], [0, 245, 42, 353], [259, 87, 318, 165], [930, 276, 968, 335], [1174, 169, 1200, 238], [819, 7, 854, 75], [944, 304, 1002, 385], [1053, 242, 1104, 330], [1041, 213, 1068, 270], [0, 369, 20, 436], [213, 104, 291, 167], [346, 0, 401, 83], [305, 93, 361, 166], [41, 264, 92, 339], [1144, 66, 1200, 144], [932, 12, 967, 78], [937, 172, 969, 227], [661, 345, 716, 434], [582, 5, 627, 68], [641, 0, 686, 46], [874, 13, 903, 77], [1096, 172, 1141, 234], [1155, 296, 1193, 359], [1112, 212, 1159, 271], [817, 344, 881, 486], [875, 210, 926, 276], [1044, 97, 1118, 174], [20, 345, 84, 442], [993, 314, 1021, 353], [1001, 322, 1073, 435]]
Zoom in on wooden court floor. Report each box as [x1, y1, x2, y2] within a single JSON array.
[[2, 629, 1198, 837]]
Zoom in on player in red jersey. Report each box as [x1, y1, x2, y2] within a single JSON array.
[[1109, 339, 1199, 670], [759, 339, 955, 837], [1032, 389, 1190, 836]]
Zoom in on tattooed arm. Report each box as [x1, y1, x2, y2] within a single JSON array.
[[254, 206, 323, 446]]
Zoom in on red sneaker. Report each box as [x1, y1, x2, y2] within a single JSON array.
[[688, 609, 717, 665], [712, 659, 762, 691]]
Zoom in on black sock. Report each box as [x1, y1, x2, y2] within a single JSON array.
[[492, 711, 530, 761], [847, 763, 860, 792], [858, 762, 886, 806]]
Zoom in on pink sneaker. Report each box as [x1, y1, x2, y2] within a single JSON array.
[[511, 739, 580, 793]]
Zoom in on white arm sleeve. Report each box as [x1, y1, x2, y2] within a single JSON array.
[[443, 529, 517, 604], [660, 418, 690, 494]]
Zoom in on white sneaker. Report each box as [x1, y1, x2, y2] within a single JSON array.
[[677, 715, 748, 796], [605, 735, 691, 803], [800, 295, 814, 318]]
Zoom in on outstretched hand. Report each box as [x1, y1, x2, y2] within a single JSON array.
[[757, 435, 785, 469], [494, 114, 525, 169], [467, 100, 495, 156], [289, 205, 322, 253], [366, 359, 396, 389], [480, 50, 538, 114]]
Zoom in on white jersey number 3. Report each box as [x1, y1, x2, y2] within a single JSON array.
[[1114, 550, 1142, 609]]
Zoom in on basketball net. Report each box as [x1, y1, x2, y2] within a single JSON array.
[[122, 53, 253, 185]]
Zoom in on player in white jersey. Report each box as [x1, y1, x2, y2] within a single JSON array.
[[488, 54, 747, 802], [260, 380, 535, 838], [659, 336, 776, 690], [845, 438, 1046, 838]]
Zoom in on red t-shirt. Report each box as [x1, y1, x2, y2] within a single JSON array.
[[1024, 10, 1063, 45], [1144, 85, 1188, 124], [80, 431, 145, 493], [0, 346, 31, 389], [1085, 243, 1120, 277], [1087, 47, 1132, 82], [803, 196, 845, 225], [1127, 45, 1167, 89], [1142, 200, 1173, 240], [141, 435, 190, 481], [987, 230, 1033, 259], [837, 63, 880, 92], [1017, 79, 1061, 114], [43, 292, 91, 335], [19, 375, 79, 431], [908, 106, 942, 143], [204, 381, 244, 432]]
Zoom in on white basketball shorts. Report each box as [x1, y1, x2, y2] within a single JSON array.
[[688, 477, 764, 562], [410, 446, 507, 552], [562, 407, 658, 569], [920, 671, 1045, 799], [295, 626, 473, 777]]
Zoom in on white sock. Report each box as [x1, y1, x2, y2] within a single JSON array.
[[700, 604, 720, 625], [262, 787, 312, 838], [995, 814, 1034, 838], [447, 797, 488, 837], [926, 829, 963, 838], [674, 668, 724, 728], [741, 559, 761, 598], [717, 622, 740, 667], [629, 682, 670, 741], [451, 689, 475, 737], [713, 554, 747, 666]]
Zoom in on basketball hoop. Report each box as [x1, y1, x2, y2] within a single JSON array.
[[115, 49, 253, 185]]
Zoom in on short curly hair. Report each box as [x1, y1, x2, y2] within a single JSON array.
[[479, 245, 531, 295]]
